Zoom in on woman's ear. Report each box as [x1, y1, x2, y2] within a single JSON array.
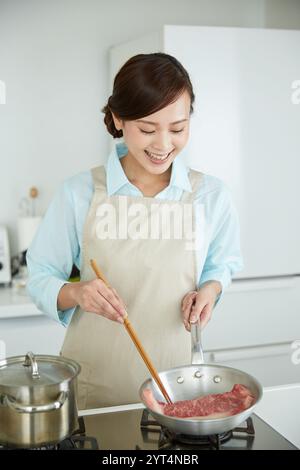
[[111, 112, 123, 132]]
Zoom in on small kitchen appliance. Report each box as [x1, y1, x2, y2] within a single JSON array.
[[0, 225, 11, 285]]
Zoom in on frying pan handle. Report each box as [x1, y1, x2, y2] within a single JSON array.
[[191, 321, 204, 364]]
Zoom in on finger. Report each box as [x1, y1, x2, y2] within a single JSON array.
[[199, 303, 212, 330], [84, 301, 116, 321], [92, 292, 124, 323], [185, 302, 204, 332], [96, 282, 126, 316], [182, 293, 197, 320], [182, 302, 193, 329], [182, 296, 197, 331], [183, 296, 196, 331], [111, 288, 128, 312], [99, 311, 124, 324], [181, 293, 190, 311], [189, 295, 207, 324], [101, 309, 124, 324], [181, 292, 197, 318], [181, 291, 197, 311], [185, 301, 201, 332]]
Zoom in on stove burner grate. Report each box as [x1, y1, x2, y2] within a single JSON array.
[[140, 408, 255, 450], [0, 417, 99, 450]]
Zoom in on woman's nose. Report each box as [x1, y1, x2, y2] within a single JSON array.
[[153, 132, 172, 151]]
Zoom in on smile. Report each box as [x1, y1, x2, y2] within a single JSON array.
[[144, 150, 174, 164]]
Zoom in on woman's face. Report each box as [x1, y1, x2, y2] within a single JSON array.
[[112, 91, 191, 175]]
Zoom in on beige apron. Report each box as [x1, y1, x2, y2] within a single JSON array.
[[61, 165, 204, 409]]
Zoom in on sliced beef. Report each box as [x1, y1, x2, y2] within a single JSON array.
[[143, 384, 255, 419]]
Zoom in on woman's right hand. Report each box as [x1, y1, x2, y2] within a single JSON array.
[[71, 279, 127, 324]]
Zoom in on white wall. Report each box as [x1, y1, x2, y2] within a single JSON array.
[[0, 0, 299, 255]]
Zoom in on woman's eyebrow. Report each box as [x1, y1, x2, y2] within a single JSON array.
[[136, 118, 188, 125]]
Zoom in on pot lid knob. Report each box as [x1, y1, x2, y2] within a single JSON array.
[[23, 351, 40, 379]]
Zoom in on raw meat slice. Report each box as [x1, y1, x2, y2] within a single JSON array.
[[143, 384, 255, 419]]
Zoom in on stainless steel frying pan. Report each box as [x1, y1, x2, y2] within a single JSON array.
[[139, 322, 263, 436]]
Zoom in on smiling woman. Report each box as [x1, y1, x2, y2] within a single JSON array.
[[26, 52, 243, 409]]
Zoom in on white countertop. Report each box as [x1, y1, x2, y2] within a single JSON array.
[[79, 383, 300, 449], [255, 383, 300, 449], [0, 285, 42, 319]]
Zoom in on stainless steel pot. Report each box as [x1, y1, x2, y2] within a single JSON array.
[[139, 323, 263, 436], [0, 351, 81, 448]]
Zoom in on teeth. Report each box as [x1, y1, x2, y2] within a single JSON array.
[[145, 150, 172, 161]]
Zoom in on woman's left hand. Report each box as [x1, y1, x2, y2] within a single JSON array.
[[181, 281, 222, 332]]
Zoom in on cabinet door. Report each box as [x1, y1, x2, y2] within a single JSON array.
[[0, 316, 66, 358], [202, 276, 300, 350], [205, 343, 299, 387]]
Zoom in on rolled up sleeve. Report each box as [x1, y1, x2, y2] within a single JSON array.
[[199, 185, 244, 305], [26, 182, 79, 326]]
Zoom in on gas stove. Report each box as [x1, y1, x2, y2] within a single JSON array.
[[0, 408, 296, 450], [80, 407, 297, 450]]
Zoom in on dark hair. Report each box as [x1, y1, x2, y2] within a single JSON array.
[[102, 52, 195, 138]]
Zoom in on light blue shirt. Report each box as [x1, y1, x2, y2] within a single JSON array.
[[26, 142, 243, 327]]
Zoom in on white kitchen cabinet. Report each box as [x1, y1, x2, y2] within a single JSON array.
[[204, 343, 299, 388], [201, 276, 300, 386], [0, 286, 65, 358], [0, 316, 66, 358], [203, 276, 300, 350]]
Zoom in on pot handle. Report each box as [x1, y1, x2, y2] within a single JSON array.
[[23, 351, 40, 379], [4, 391, 67, 414], [191, 320, 204, 365]]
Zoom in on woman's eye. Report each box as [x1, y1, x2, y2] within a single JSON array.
[[140, 129, 155, 134], [140, 129, 184, 135], [171, 129, 184, 133]]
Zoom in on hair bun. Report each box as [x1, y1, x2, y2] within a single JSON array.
[[102, 104, 123, 139]]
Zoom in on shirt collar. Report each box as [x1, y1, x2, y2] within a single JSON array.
[[105, 142, 192, 196]]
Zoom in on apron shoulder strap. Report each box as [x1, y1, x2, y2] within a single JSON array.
[[188, 168, 204, 191], [91, 165, 106, 191], [181, 168, 204, 202]]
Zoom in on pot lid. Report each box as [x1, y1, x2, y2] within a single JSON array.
[[0, 352, 80, 387]]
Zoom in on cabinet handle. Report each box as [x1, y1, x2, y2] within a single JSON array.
[[227, 276, 298, 294], [211, 343, 292, 362]]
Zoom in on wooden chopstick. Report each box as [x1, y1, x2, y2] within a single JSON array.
[[90, 259, 172, 404]]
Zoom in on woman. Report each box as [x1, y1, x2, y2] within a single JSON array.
[[27, 53, 243, 409]]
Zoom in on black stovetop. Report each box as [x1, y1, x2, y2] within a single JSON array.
[[0, 408, 297, 450], [81, 408, 297, 450]]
